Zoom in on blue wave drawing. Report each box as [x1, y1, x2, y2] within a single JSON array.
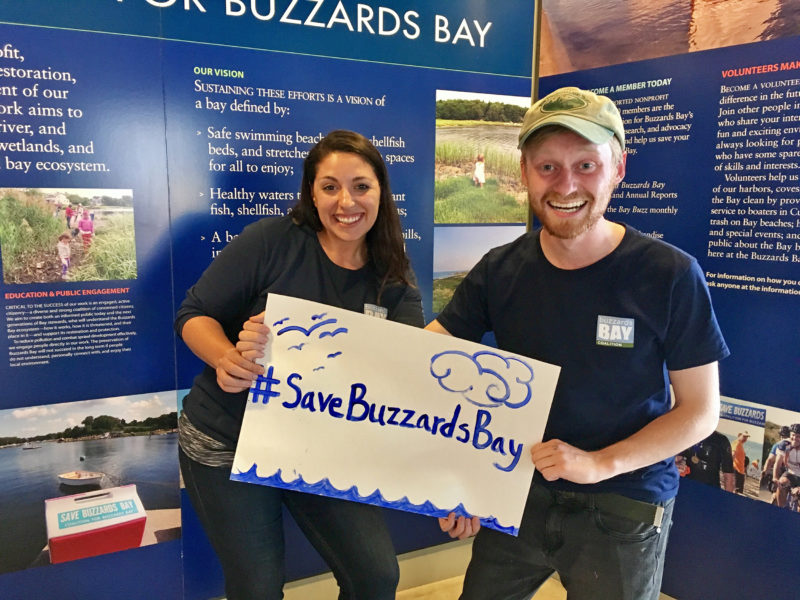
[[277, 318, 337, 337], [312, 312, 327, 320], [231, 465, 518, 536], [313, 366, 325, 372], [273, 317, 290, 326], [319, 327, 348, 339], [327, 351, 342, 359], [288, 343, 306, 351]]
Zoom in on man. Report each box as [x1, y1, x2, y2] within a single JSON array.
[[731, 431, 750, 494], [427, 86, 729, 599], [678, 431, 735, 491], [762, 425, 790, 488], [774, 423, 800, 508]]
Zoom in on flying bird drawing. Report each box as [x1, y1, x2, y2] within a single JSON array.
[[319, 327, 348, 339], [277, 318, 337, 337]]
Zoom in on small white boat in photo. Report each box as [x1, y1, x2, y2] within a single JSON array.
[[22, 442, 42, 450], [58, 470, 104, 487]]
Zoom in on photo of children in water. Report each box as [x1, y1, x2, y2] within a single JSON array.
[[0, 188, 137, 284]]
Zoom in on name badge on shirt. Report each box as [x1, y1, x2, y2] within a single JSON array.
[[364, 303, 388, 319], [596, 315, 635, 348]]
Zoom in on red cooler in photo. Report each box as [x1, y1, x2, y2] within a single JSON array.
[[45, 484, 147, 564]]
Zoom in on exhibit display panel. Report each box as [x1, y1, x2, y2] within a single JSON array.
[[0, 1, 535, 598]]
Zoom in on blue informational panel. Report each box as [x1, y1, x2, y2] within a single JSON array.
[[541, 36, 800, 412], [0, 1, 534, 598], [0, 25, 174, 404]]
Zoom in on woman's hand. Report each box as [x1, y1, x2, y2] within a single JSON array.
[[237, 311, 270, 361], [216, 312, 270, 393]]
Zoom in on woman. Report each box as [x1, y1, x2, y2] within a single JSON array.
[[176, 130, 424, 599]]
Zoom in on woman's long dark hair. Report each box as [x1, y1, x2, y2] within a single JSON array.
[[292, 129, 412, 292]]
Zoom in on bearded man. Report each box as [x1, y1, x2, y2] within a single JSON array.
[[426, 86, 729, 600]]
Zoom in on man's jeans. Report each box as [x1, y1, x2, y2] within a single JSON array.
[[180, 449, 399, 600], [461, 480, 674, 600]]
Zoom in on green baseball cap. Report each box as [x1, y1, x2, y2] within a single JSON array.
[[518, 87, 625, 151]]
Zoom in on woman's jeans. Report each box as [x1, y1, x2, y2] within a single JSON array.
[[180, 449, 399, 600]]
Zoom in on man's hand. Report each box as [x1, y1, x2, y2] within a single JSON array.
[[531, 439, 612, 485], [439, 513, 481, 540]]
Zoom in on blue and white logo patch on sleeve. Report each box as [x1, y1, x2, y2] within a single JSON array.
[[596, 315, 635, 348]]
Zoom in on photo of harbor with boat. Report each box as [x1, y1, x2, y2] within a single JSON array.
[[0, 391, 180, 573]]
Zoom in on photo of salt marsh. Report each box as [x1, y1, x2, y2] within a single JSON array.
[[434, 90, 531, 225]]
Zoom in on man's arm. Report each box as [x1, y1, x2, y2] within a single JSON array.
[[773, 448, 786, 482], [721, 472, 735, 492], [424, 318, 452, 336], [531, 362, 721, 484]]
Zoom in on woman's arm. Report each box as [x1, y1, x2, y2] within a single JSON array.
[[181, 313, 269, 393]]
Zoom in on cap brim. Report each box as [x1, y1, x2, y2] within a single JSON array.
[[519, 114, 615, 149]]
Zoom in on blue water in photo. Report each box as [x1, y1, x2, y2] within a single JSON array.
[[433, 270, 467, 279], [0, 433, 179, 574]]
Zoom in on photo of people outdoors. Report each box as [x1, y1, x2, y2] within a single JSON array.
[[0, 392, 180, 573], [434, 90, 531, 224], [761, 406, 800, 512], [677, 398, 800, 513], [0, 187, 137, 284]]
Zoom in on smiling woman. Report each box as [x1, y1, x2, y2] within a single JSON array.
[[292, 129, 413, 286], [175, 129, 424, 600], [311, 152, 380, 268]]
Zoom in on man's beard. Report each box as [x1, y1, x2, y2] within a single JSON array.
[[529, 190, 603, 240], [529, 176, 617, 240]]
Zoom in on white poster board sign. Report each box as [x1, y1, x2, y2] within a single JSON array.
[[232, 294, 560, 535]]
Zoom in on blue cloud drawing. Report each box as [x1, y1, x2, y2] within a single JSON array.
[[327, 351, 342, 359], [430, 350, 534, 409]]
